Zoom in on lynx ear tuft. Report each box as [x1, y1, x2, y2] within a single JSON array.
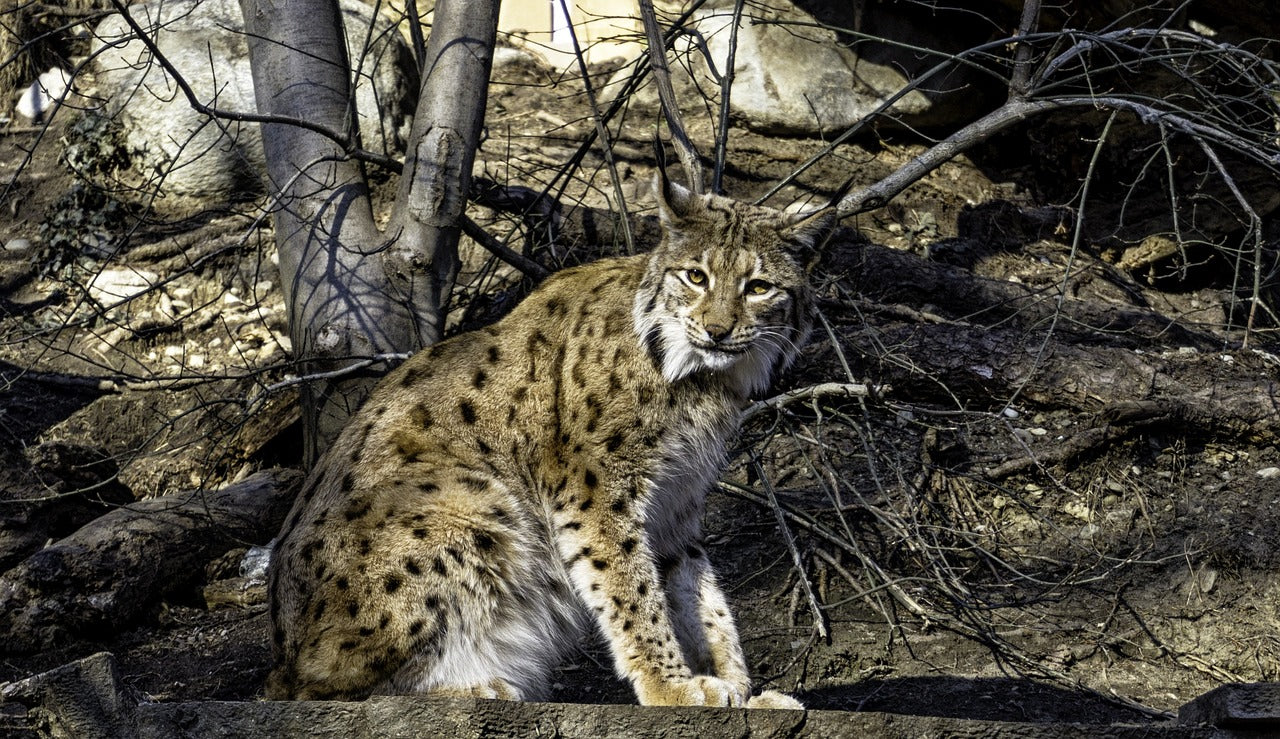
[[782, 207, 838, 247], [654, 172, 699, 224]]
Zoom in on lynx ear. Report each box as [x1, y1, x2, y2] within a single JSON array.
[[782, 206, 838, 247], [654, 172, 699, 225], [653, 134, 700, 224]]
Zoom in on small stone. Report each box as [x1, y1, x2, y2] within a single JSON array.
[[158, 293, 176, 318], [1062, 500, 1092, 521], [102, 327, 130, 348], [89, 267, 159, 305], [1257, 467, 1280, 479], [4, 238, 32, 252]]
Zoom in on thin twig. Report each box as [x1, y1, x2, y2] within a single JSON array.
[[711, 0, 745, 194], [558, 0, 635, 254], [750, 460, 827, 639], [1195, 139, 1265, 346], [460, 215, 551, 281], [742, 382, 875, 424]]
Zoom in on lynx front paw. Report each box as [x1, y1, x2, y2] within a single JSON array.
[[636, 675, 750, 707], [746, 689, 804, 710]]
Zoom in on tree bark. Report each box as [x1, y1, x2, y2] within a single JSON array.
[[384, 0, 499, 346], [239, 0, 498, 461], [239, 0, 411, 463]]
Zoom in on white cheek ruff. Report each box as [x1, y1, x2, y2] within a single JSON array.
[[658, 320, 704, 383]]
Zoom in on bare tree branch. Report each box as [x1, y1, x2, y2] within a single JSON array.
[[638, 0, 704, 192]]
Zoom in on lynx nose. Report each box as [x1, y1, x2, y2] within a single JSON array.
[[704, 322, 733, 343]]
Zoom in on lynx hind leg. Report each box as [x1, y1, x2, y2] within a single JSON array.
[[272, 471, 576, 701]]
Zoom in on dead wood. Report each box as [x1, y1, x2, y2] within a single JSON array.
[[0, 468, 301, 653], [855, 322, 1277, 444], [825, 240, 1219, 349], [0, 443, 133, 572]]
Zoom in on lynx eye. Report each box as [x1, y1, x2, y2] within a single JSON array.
[[685, 268, 708, 286], [745, 279, 773, 296]]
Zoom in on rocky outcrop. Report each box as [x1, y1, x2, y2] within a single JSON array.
[[612, 0, 1000, 136], [85, 0, 417, 215]]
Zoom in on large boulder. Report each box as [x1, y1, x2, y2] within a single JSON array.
[[86, 0, 417, 215], [613, 0, 999, 136]]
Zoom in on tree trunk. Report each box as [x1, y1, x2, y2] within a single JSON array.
[[385, 0, 499, 346], [239, 0, 498, 462]]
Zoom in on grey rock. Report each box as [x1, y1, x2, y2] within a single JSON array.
[[610, 0, 993, 136], [0, 652, 1237, 738], [1180, 682, 1280, 728], [87, 0, 416, 215], [0, 653, 139, 739]]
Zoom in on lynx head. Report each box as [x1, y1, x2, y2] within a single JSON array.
[[634, 177, 835, 397]]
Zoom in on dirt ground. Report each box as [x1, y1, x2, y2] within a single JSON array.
[[1, 49, 1278, 729]]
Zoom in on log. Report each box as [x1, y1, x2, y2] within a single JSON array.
[[0, 469, 301, 654], [0, 442, 133, 572], [856, 322, 1278, 445]]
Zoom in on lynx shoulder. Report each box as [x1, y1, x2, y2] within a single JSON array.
[[266, 178, 833, 706]]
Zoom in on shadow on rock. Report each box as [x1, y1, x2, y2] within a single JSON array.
[[799, 675, 1162, 724]]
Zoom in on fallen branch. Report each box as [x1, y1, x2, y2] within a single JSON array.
[[0, 468, 301, 653], [460, 215, 551, 281], [742, 382, 877, 424]]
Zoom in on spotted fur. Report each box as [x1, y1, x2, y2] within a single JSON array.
[[265, 179, 833, 706]]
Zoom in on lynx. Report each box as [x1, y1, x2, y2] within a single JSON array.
[[265, 176, 833, 707]]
